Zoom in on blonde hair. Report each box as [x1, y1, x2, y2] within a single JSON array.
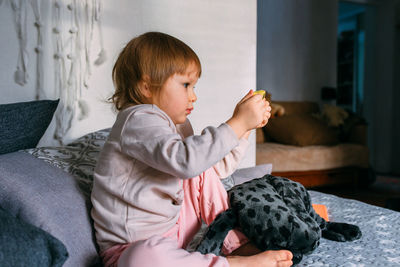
[[111, 32, 202, 110]]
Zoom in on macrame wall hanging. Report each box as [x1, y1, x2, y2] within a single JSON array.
[[52, 0, 106, 142], [3, 0, 106, 144]]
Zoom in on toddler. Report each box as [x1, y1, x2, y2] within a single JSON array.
[[91, 32, 293, 267]]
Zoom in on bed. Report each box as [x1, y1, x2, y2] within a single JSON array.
[[1, 127, 400, 266]]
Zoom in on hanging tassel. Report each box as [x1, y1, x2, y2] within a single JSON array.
[[11, 0, 29, 86], [54, 98, 75, 143], [78, 99, 90, 120], [93, 0, 106, 66], [94, 48, 106, 65], [31, 0, 45, 99], [83, 0, 92, 87], [14, 66, 26, 86], [52, 0, 68, 144]]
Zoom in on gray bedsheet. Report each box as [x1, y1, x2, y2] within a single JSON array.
[[23, 128, 400, 266], [186, 190, 400, 266], [303, 191, 400, 266]]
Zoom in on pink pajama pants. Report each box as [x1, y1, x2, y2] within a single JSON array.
[[101, 168, 249, 267]]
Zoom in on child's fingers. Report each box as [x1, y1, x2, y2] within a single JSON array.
[[256, 120, 267, 128], [266, 103, 271, 113], [243, 94, 265, 109], [259, 116, 269, 128], [240, 90, 267, 106], [257, 107, 271, 128], [238, 90, 255, 104], [258, 116, 270, 128]]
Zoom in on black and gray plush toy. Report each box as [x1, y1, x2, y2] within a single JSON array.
[[196, 175, 362, 264]]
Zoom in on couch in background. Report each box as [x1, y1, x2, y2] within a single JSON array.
[[256, 101, 372, 188]]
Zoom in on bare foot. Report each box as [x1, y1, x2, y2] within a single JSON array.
[[227, 250, 293, 267]]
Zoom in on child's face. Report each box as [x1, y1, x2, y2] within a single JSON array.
[[154, 63, 199, 125]]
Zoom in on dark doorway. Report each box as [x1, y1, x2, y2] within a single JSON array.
[[337, 1, 366, 115]]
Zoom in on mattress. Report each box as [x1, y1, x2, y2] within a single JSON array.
[[303, 191, 400, 266], [24, 128, 400, 266], [187, 189, 400, 266]]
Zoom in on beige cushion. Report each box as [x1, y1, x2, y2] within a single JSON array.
[[264, 114, 339, 146], [256, 142, 369, 172]]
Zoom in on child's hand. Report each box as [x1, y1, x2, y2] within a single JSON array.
[[226, 90, 269, 138], [256, 100, 271, 128]]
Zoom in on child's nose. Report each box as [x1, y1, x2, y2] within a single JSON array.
[[189, 89, 197, 103]]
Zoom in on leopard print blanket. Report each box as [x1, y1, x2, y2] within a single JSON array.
[[196, 175, 362, 264]]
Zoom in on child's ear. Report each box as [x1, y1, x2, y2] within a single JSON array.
[[138, 76, 152, 98]]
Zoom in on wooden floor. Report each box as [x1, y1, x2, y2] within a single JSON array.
[[313, 174, 400, 212]]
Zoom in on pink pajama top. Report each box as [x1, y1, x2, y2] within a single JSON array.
[[91, 104, 248, 252]]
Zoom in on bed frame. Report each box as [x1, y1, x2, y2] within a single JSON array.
[[272, 167, 371, 189]]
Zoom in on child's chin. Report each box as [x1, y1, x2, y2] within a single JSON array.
[[174, 117, 187, 125]]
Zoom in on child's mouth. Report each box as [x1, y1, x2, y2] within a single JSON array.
[[186, 108, 193, 115]]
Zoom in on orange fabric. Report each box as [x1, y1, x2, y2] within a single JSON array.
[[312, 204, 329, 221]]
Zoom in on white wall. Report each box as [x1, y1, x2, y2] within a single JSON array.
[[257, 0, 338, 102], [0, 0, 257, 167]]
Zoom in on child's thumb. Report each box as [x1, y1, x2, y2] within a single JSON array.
[[239, 90, 254, 103]]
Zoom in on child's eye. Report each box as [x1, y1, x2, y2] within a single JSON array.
[[183, 83, 190, 88]]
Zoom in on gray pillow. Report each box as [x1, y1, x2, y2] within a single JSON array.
[[231, 163, 273, 185], [0, 99, 59, 154], [0, 207, 68, 267], [0, 152, 100, 267], [220, 164, 273, 191]]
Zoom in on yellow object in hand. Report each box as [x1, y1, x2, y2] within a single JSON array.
[[253, 90, 271, 102], [253, 90, 266, 98]]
